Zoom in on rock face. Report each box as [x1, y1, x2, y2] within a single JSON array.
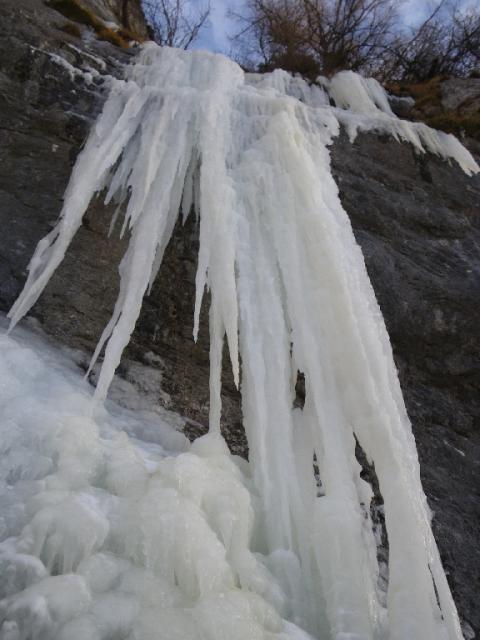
[[0, 0, 479, 635], [441, 77, 480, 116], [388, 75, 480, 155], [331, 135, 480, 636], [52, 0, 150, 39]]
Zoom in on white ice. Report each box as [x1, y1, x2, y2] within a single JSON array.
[[0, 320, 313, 640], [6, 43, 478, 640]]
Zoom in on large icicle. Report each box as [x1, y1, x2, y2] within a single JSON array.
[[8, 43, 478, 640]]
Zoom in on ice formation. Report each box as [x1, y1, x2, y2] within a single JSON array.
[[0, 321, 311, 640], [4, 44, 479, 640]]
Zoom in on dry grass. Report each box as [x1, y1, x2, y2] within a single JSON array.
[[59, 21, 82, 38], [387, 76, 445, 110], [48, 0, 143, 47], [425, 113, 480, 139], [95, 26, 129, 48], [48, 0, 104, 30], [387, 76, 479, 140], [117, 27, 146, 43]]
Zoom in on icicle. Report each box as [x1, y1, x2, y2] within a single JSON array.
[[9, 43, 478, 640]]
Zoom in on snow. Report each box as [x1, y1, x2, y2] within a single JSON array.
[[39, 49, 96, 85], [31, 45, 113, 88], [5, 43, 477, 639], [67, 44, 108, 72], [0, 321, 312, 640]]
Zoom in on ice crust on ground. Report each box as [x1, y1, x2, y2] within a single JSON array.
[[0, 322, 312, 640], [6, 44, 478, 640]]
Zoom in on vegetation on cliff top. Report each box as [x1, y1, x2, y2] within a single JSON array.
[[388, 75, 480, 141], [231, 0, 479, 82], [47, 0, 145, 47]]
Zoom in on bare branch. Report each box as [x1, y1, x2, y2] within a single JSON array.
[[230, 0, 479, 81], [143, 0, 210, 49], [230, 0, 400, 77]]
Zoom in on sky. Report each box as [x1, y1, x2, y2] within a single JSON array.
[[190, 0, 472, 54], [192, 0, 233, 53]]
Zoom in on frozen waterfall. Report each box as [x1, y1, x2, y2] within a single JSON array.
[[4, 44, 479, 640]]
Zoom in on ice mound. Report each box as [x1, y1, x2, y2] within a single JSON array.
[[0, 324, 312, 640]]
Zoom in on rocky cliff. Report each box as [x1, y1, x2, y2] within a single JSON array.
[[0, 0, 479, 636]]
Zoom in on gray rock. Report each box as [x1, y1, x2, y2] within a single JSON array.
[[0, 0, 479, 633], [388, 93, 415, 118], [441, 77, 480, 116]]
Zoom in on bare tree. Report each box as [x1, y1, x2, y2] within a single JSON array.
[[232, 0, 479, 81], [303, 0, 398, 75], [456, 6, 480, 72], [230, 0, 308, 72], [231, 0, 399, 77], [143, 0, 210, 49], [382, 1, 480, 82], [250, 0, 319, 74]]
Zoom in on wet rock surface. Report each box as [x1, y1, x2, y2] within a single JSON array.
[[0, 0, 479, 634]]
